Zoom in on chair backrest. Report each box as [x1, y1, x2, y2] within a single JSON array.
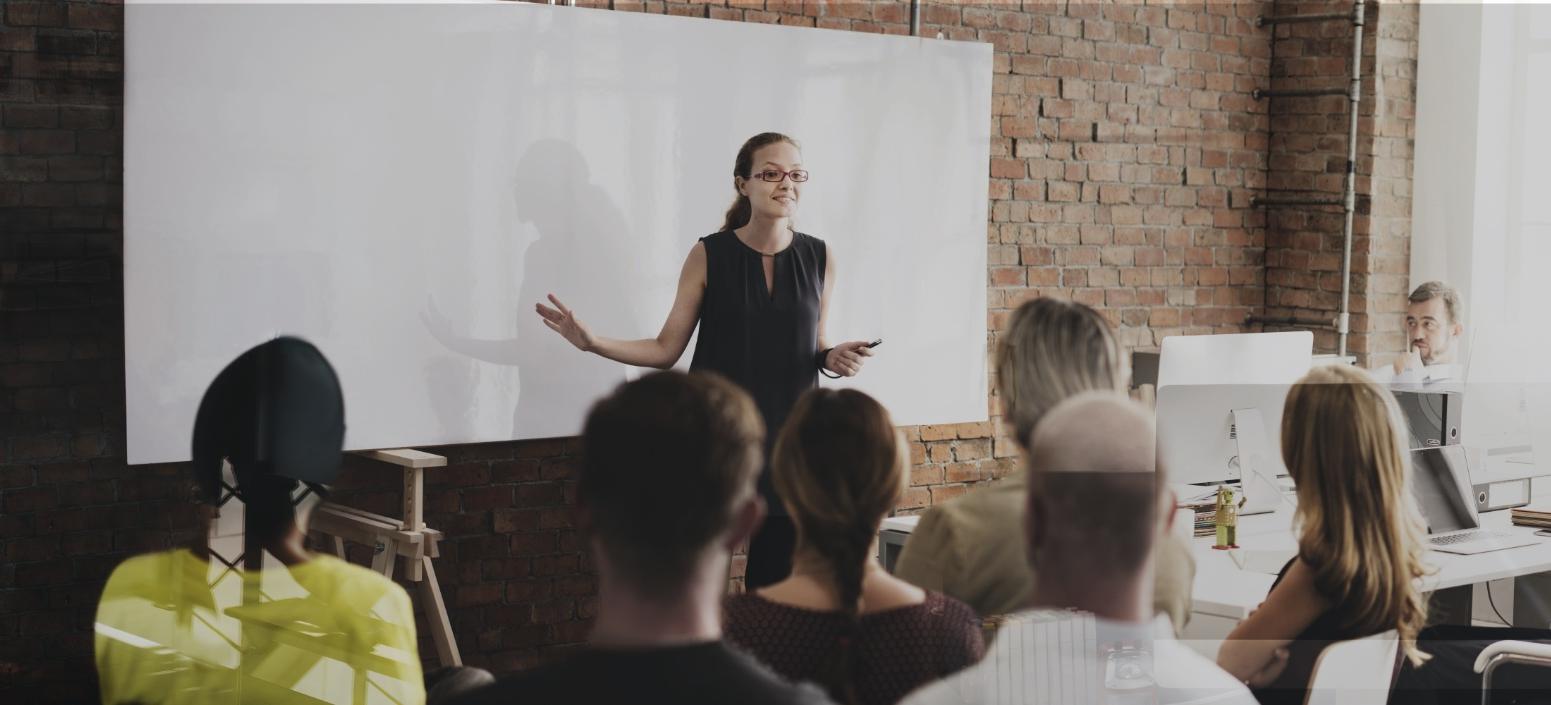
[[1305, 630, 1400, 705]]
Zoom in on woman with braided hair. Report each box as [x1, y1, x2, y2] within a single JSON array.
[[723, 389, 983, 705]]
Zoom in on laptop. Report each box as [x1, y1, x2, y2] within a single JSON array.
[[1411, 446, 1539, 555]]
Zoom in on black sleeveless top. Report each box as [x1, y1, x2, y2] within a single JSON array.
[[1252, 556, 1377, 705], [690, 230, 826, 515]]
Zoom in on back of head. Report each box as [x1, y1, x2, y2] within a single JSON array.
[[1281, 364, 1429, 663], [771, 388, 903, 705], [579, 370, 764, 599], [1024, 392, 1163, 585], [996, 297, 1123, 447], [773, 388, 903, 599], [191, 336, 346, 542]]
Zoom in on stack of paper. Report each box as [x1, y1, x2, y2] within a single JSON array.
[[1511, 503, 1551, 529], [1178, 497, 1218, 538]]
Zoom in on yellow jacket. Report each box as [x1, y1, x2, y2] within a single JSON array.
[[94, 549, 424, 705]]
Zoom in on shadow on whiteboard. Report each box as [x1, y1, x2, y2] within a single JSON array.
[[420, 139, 643, 440]]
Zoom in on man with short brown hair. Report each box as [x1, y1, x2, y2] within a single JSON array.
[[1386, 280, 1465, 380], [451, 371, 831, 705]]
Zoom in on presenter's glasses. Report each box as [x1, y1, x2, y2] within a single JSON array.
[[750, 168, 809, 183]]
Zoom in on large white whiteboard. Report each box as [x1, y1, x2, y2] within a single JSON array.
[[124, 1, 991, 464]]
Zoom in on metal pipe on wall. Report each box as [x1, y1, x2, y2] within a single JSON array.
[[1336, 0, 1366, 358], [910, 0, 921, 37], [1245, 315, 1337, 329]]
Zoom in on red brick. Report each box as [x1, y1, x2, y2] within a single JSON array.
[[482, 558, 531, 580], [492, 459, 541, 483], [505, 579, 554, 604], [538, 508, 574, 530], [554, 575, 596, 597], [462, 486, 513, 511], [499, 508, 549, 536], [930, 485, 969, 505], [66, 4, 119, 31], [428, 463, 491, 488], [909, 465, 944, 487], [6, 3, 66, 28], [510, 532, 557, 555], [532, 554, 580, 577]]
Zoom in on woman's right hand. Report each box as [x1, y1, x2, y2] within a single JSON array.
[[536, 294, 596, 353]]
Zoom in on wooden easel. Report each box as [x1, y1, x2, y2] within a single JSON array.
[[309, 448, 461, 667]]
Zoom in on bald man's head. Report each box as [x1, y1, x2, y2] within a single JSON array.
[[1026, 391, 1157, 477], [1024, 392, 1168, 585]]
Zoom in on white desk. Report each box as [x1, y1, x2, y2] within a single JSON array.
[[1188, 503, 1551, 616], [1182, 496, 1551, 659], [877, 496, 1551, 660]]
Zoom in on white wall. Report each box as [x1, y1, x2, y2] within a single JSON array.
[[1411, 3, 1551, 385], [124, 2, 992, 464]]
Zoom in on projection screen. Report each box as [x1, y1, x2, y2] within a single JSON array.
[[125, 1, 992, 464]]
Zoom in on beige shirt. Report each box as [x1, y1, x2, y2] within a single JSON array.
[[892, 472, 1196, 633]]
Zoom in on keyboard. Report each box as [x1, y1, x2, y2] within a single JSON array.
[[1431, 530, 1510, 546]]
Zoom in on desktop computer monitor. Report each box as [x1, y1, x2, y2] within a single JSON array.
[[1156, 332, 1313, 489], [1157, 331, 1313, 388], [1157, 383, 1295, 486]]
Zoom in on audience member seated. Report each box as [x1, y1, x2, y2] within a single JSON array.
[[724, 389, 984, 705], [450, 371, 833, 705], [1216, 364, 1431, 705], [94, 337, 427, 705], [1374, 280, 1465, 383], [900, 393, 1255, 705], [892, 297, 1195, 632]]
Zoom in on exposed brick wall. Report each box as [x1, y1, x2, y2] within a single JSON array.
[[1260, 0, 1417, 363], [1, 0, 1402, 698], [2, 0, 129, 700], [1360, 1, 1418, 362]]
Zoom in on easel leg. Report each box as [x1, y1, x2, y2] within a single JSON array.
[[403, 467, 424, 532], [403, 468, 426, 581], [419, 556, 462, 667], [331, 536, 346, 559]]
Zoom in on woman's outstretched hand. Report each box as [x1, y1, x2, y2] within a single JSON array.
[[535, 294, 596, 353], [824, 340, 876, 377]]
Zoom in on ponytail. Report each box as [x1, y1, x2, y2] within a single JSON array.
[[772, 388, 905, 705], [720, 195, 752, 233], [813, 525, 874, 705]]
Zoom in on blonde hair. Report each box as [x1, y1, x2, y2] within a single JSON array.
[[772, 388, 904, 705], [1281, 364, 1431, 665], [996, 297, 1124, 446]]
